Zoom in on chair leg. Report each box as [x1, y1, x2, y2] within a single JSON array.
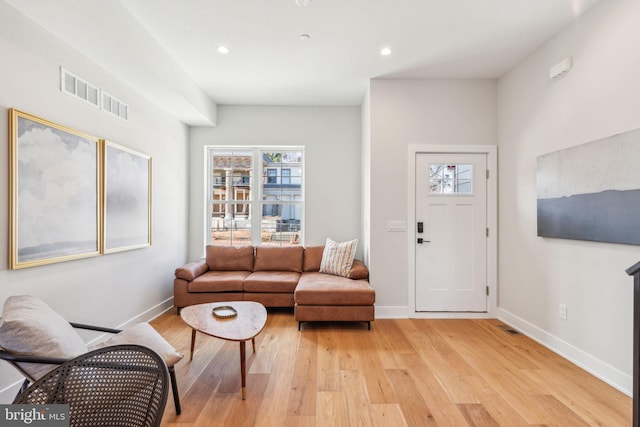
[[168, 366, 181, 415], [16, 379, 30, 397]]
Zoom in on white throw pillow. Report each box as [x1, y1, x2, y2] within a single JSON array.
[[0, 295, 88, 380], [319, 237, 358, 277]]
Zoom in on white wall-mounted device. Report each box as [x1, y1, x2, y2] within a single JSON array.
[[549, 57, 573, 80]]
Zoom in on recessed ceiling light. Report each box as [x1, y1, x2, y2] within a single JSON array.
[[217, 45, 229, 54], [295, 0, 312, 6], [300, 34, 311, 41], [380, 47, 392, 56]]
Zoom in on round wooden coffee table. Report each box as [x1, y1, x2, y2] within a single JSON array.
[[180, 301, 267, 399]]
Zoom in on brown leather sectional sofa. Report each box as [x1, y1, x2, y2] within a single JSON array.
[[174, 245, 376, 329]]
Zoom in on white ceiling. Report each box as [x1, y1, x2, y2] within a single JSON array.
[[4, 0, 601, 124]]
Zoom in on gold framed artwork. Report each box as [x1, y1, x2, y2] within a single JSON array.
[[8, 109, 153, 269], [102, 140, 152, 253], [9, 109, 102, 269]]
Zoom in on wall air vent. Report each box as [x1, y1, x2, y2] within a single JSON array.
[[102, 91, 129, 120], [60, 67, 99, 108], [60, 67, 129, 120]]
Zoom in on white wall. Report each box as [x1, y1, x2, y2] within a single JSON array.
[[361, 89, 371, 267], [497, 0, 640, 394], [188, 105, 362, 261], [369, 79, 497, 316], [0, 3, 189, 401]]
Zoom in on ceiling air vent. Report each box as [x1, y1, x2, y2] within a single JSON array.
[[60, 67, 99, 108]]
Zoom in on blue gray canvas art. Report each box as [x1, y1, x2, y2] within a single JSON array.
[[536, 128, 640, 245]]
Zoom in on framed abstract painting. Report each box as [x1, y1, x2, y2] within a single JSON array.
[[9, 109, 101, 269], [102, 140, 152, 253]]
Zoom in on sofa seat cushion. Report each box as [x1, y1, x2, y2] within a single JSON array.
[[188, 271, 251, 293], [244, 271, 300, 293], [295, 273, 375, 306]]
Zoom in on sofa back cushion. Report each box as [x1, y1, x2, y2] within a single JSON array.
[[303, 246, 324, 272], [254, 246, 303, 272], [206, 245, 254, 271]]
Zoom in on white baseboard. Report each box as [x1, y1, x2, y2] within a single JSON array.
[[497, 307, 632, 397], [118, 297, 175, 329], [375, 305, 409, 318], [375, 305, 494, 319]]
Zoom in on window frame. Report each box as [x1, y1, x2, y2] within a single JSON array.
[[266, 168, 277, 184], [206, 146, 305, 247], [428, 163, 474, 195], [281, 168, 291, 185]]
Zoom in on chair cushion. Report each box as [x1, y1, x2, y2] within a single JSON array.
[[206, 245, 254, 271], [94, 323, 183, 367], [253, 246, 303, 272], [0, 295, 88, 380], [319, 238, 358, 277]]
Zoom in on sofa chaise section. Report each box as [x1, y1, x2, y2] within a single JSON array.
[[293, 246, 375, 329]]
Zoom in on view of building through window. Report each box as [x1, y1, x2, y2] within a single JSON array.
[[429, 164, 473, 194], [208, 148, 303, 246]]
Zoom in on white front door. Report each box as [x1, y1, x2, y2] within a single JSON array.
[[415, 153, 488, 312]]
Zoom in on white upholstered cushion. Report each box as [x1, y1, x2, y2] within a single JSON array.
[[319, 237, 358, 278], [94, 323, 183, 367], [0, 295, 88, 380]]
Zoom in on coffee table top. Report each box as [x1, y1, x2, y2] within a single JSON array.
[[180, 301, 267, 342]]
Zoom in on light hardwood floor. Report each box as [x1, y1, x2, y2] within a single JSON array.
[[153, 308, 631, 426]]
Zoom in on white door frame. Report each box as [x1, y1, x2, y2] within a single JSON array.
[[408, 144, 498, 318]]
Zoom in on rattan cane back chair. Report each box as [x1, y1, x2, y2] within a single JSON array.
[[0, 296, 182, 414], [13, 344, 169, 427]]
